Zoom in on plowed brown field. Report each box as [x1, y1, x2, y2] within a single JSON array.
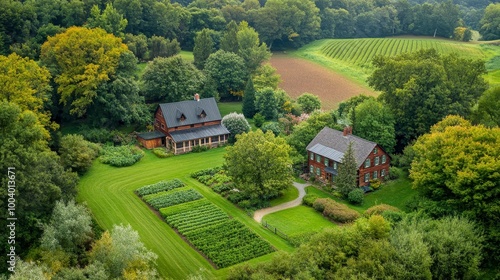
[[270, 53, 377, 110]]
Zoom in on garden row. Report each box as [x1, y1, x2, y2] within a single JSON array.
[[136, 179, 274, 268], [319, 38, 485, 68]]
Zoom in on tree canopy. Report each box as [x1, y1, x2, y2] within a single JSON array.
[[368, 49, 487, 150], [142, 56, 205, 103], [297, 93, 321, 113], [480, 3, 500, 40], [40, 26, 129, 117], [204, 50, 248, 99], [224, 130, 293, 201]]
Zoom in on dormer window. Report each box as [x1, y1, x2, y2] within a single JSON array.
[[180, 114, 186, 121], [196, 107, 206, 118], [176, 108, 186, 121]]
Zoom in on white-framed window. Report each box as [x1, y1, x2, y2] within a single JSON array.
[[364, 173, 370, 182], [381, 169, 386, 177], [324, 158, 329, 166], [373, 147, 378, 154], [373, 171, 378, 179], [381, 155, 386, 164], [333, 162, 338, 170], [365, 158, 371, 168], [310, 165, 314, 173], [375, 156, 380, 166], [316, 167, 321, 176], [310, 152, 314, 160], [316, 154, 321, 163]]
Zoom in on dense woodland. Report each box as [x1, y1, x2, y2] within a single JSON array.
[[1, 0, 499, 278]]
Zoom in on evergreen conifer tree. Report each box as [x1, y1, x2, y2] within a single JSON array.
[[242, 78, 256, 118], [335, 141, 358, 197]]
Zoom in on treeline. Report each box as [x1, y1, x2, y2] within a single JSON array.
[[1, 0, 499, 59]]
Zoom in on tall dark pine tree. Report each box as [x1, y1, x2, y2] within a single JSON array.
[[193, 28, 214, 69], [242, 78, 256, 118], [220, 21, 239, 54], [335, 142, 358, 197]]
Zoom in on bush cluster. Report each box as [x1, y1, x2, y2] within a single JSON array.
[[191, 145, 209, 153], [99, 145, 144, 167], [364, 204, 400, 217], [302, 194, 319, 207], [152, 147, 173, 158], [313, 198, 360, 223], [190, 167, 223, 178], [192, 167, 234, 196], [347, 188, 365, 205]]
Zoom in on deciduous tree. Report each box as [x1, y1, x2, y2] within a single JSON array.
[[252, 64, 281, 91], [220, 20, 239, 53], [224, 130, 293, 200], [142, 56, 205, 103], [59, 134, 99, 174], [353, 99, 396, 153], [237, 21, 270, 73], [368, 49, 487, 150], [297, 93, 321, 113], [480, 3, 500, 40], [193, 28, 214, 69], [40, 26, 129, 117], [86, 4, 128, 38], [471, 86, 500, 127], [204, 50, 248, 99], [148, 36, 180, 59]]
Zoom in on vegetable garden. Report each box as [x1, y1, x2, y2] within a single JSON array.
[[136, 179, 274, 268]]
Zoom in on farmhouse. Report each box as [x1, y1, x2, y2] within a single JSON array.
[[137, 94, 230, 154], [306, 127, 390, 186]]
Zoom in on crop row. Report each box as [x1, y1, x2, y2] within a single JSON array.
[[164, 203, 229, 234], [185, 220, 274, 268], [136, 178, 184, 196], [145, 188, 203, 209], [320, 38, 484, 68]]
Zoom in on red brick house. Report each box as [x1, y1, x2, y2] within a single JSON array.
[[137, 94, 230, 154], [306, 127, 390, 186]]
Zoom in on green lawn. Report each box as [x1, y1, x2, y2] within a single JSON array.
[[78, 148, 293, 280], [218, 101, 243, 116], [263, 206, 336, 236], [269, 185, 299, 207], [179, 50, 194, 61], [306, 175, 416, 213]]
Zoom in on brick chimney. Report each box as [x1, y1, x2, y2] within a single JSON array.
[[194, 93, 200, 101], [343, 126, 352, 136]]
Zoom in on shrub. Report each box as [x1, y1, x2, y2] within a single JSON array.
[[222, 112, 251, 143], [190, 167, 223, 178], [253, 113, 265, 127], [99, 145, 144, 167], [348, 188, 364, 205], [312, 198, 329, 212], [152, 147, 173, 158], [364, 204, 400, 217], [323, 201, 360, 223], [261, 122, 282, 136], [302, 194, 319, 207], [370, 179, 381, 190], [191, 145, 209, 153], [59, 134, 100, 174], [388, 167, 401, 180], [381, 210, 404, 223]]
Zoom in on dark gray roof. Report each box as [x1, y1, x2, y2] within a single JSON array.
[[169, 124, 229, 142], [306, 127, 377, 168], [137, 131, 166, 140], [309, 143, 344, 162], [325, 167, 338, 176], [158, 97, 221, 128]]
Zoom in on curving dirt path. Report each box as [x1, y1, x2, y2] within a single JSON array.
[[253, 182, 309, 223], [269, 53, 376, 110]]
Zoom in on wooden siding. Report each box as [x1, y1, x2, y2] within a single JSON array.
[[173, 134, 228, 154], [307, 145, 390, 186], [138, 137, 162, 149]]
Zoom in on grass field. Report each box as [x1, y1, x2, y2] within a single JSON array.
[[306, 175, 416, 213], [269, 185, 299, 207], [291, 37, 500, 86], [78, 148, 294, 279], [263, 206, 336, 236]]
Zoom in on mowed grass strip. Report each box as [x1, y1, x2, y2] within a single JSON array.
[[78, 148, 293, 279], [263, 206, 336, 236]]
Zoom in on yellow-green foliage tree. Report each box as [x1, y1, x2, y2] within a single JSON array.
[[224, 130, 293, 201], [0, 53, 55, 132], [40, 26, 129, 117], [410, 115, 500, 262]]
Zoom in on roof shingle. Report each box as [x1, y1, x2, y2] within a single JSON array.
[[159, 97, 221, 128]]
